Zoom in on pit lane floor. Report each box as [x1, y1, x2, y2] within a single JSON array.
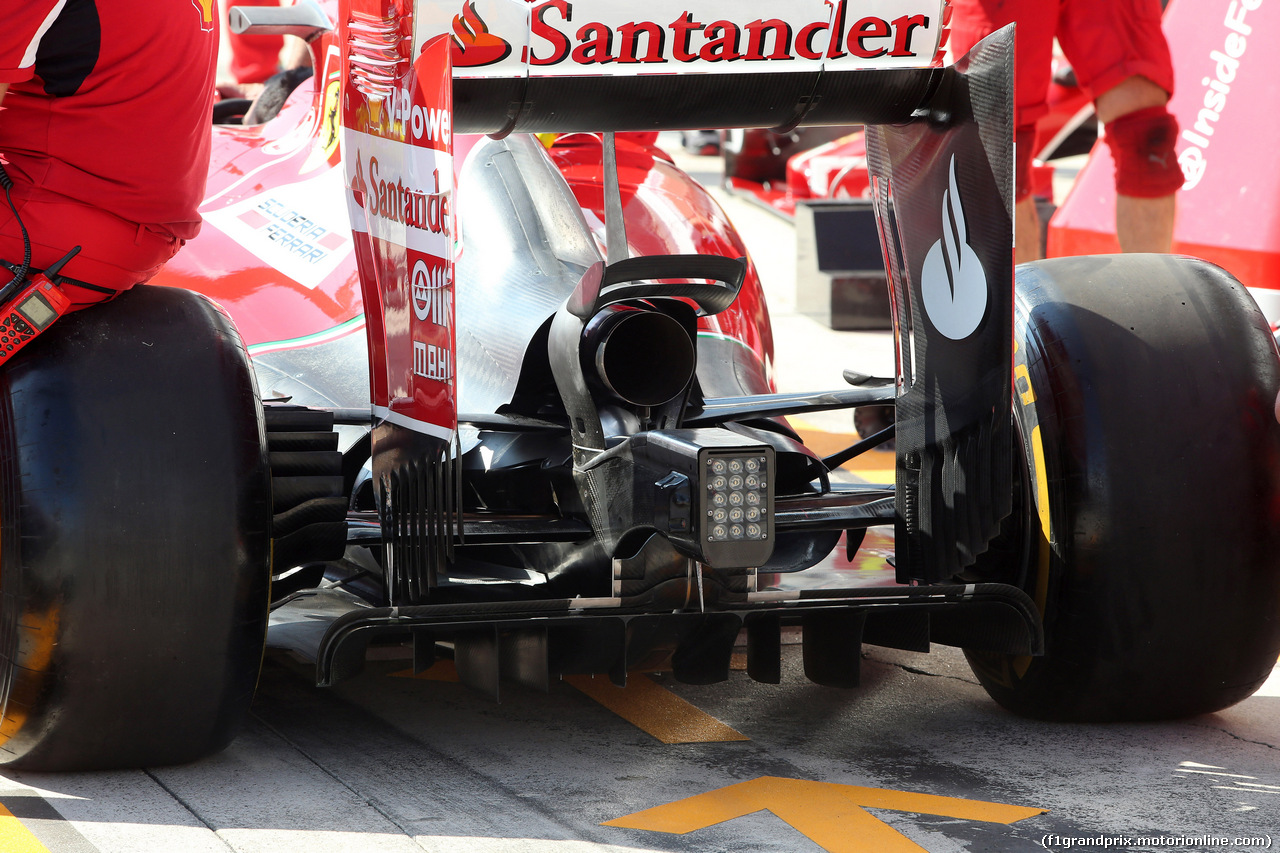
[[1, 643, 1276, 852], [1, 146, 1277, 853]]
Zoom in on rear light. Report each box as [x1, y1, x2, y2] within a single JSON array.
[[629, 429, 776, 569], [705, 454, 770, 545]]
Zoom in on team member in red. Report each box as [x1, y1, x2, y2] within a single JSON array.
[[222, 0, 285, 90], [0, 0, 220, 310], [949, 0, 1184, 262]]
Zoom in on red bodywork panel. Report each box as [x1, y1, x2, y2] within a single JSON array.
[[787, 131, 872, 209], [152, 36, 365, 357]]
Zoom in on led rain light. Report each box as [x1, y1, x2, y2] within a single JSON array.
[[631, 428, 776, 569], [705, 455, 768, 543]]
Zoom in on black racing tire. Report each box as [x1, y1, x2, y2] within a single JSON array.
[[966, 254, 1280, 721], [0, 285, 271, 770]]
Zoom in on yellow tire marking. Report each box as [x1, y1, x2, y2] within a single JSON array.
[[1014, 361, 1036, 406], [1030, 423, 1053, 610], [605, 777, 1046, 852], [0, 804, 51, 853], [565, 674, 749, 744], [1014, 423, 1053, 678]]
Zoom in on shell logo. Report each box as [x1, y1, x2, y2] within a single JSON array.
[[191, 0, 215, 30]]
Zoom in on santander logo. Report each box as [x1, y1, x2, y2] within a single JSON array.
[[451, 1, 512, 67], [920, 156, 987, 341], [443, 0, 934, 69]]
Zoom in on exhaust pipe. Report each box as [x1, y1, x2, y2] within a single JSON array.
[[586, 306, 695, 407]]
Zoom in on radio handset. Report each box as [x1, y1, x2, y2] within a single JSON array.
[[0, 163, 79, 361]]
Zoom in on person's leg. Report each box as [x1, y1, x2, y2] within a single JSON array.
[[1011, 125, 1043, 261], [1, 197, 181, 311], [1058, 0, 1180, 253], [1016, 197, 1042, 264], [949, 1, 1060, 261], [1094, 76, 1178, 253]]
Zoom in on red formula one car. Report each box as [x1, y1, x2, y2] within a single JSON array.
[[1, 0, 1278, 771], [721, 125, 859, 217], [726, 53, 1092, 220]]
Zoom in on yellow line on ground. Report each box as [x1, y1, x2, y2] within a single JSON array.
[[848, 466, 895, 483], [392, 662, 748, 743], [565, 674, 750, 744], [0, 804, 51, 853]]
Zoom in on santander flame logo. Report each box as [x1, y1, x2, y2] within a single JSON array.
[[920, 156, 987, 341], [451, 1, 512, 67]]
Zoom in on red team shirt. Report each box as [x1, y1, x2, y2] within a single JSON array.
[[0, 0, 219, 299]]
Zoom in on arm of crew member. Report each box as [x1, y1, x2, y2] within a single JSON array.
[[0, 83, 7, 108]]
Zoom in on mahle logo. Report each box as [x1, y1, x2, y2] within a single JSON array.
[[451, 1, 512, 67], [920, 156, 987, 341]]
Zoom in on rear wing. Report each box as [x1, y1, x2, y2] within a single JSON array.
[[340, 0, 1014, 584], [348, 0, 954, 134]]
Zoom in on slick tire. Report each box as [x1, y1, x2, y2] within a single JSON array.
[[0, 286, 272, 770], [967, 254, 1280, 721]]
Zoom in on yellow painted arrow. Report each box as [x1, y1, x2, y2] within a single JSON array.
[[0, 804, 51, 853], [604, 776, 1046, 853]]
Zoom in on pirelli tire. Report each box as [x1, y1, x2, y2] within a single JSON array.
[[0, 285, 272, 770], [966, 254, 1280, 721]]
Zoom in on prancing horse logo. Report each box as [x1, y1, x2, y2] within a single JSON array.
[[920, 156, 988, 341]]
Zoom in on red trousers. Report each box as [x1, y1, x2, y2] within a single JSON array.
[[949, 0, 1174, 127], [0, 194, 182, 311], [949, 0, 1175, 200]]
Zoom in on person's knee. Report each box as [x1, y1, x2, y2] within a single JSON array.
[[1094, 75, 1169, 123], [1105, 105, 1184, 198]]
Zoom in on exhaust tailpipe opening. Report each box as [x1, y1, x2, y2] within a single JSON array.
[[589, 307, 695, 407]]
